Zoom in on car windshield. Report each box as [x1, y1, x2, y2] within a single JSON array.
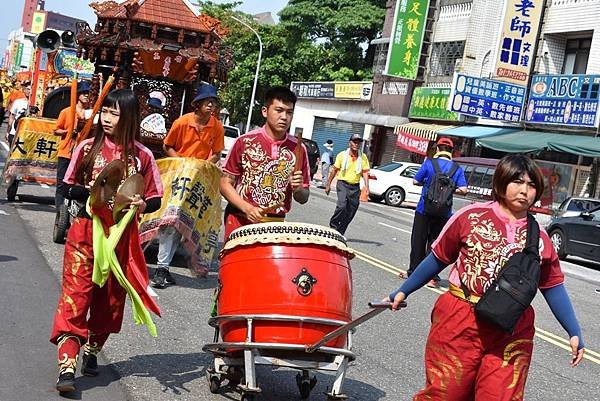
[[376, 163, 402, 172], [566, 199, 600, 212], [224, 127, 239, 138]]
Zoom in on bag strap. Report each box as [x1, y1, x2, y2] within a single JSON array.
[[431, 158, 441, 174], [446, 162, 459, 180], [524, 213, 540, 260]]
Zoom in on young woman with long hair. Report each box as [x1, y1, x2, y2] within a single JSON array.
[[50, 89, 164, 393]]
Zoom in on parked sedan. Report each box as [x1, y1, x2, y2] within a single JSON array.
[[368, 162, 422, 207], [546, 206, 600, 261]]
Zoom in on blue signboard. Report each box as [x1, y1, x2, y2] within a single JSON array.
[[525, 74, 600, 127], [54, 49, 94, 79], [449, 73, 526, 122]]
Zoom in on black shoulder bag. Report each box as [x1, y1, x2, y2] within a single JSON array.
[[460, 214, 540, 333]]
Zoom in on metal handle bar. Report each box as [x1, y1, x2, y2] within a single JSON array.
[[305, 301, 407, 353]]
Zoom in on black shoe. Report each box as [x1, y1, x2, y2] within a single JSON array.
[[56, 372, 76, 393], [81, 353, 99, 377], [151, 268, 168, 289], [164, 269, 176, 285]]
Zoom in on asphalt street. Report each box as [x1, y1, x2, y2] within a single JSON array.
[[1, 139, 600, 401]]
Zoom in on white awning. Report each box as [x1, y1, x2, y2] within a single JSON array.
[[337, 111, 409, 128]]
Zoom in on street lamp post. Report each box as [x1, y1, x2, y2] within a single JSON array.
[[231, 15, 262, 134]]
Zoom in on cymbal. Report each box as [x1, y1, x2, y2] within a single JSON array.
[[113, 173, 145, 222], [89, 159, 126, 210]]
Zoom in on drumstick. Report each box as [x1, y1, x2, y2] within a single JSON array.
[[294, 130, 304, 172]]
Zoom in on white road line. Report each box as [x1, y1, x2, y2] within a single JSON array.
[[378, 221, 412, 234], [40, 183, 50, 189], [0, 141, 9, 152]]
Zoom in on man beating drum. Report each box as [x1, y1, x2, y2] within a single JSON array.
[[219, 86, 311, 239]]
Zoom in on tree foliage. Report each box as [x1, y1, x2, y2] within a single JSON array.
[[199, 0, 385, 128]]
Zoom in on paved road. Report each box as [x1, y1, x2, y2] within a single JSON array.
[[1, 140, 599, 400]]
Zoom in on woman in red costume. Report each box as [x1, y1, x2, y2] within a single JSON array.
[[50, 89, 163, 393], [385, 154, 584, 401]]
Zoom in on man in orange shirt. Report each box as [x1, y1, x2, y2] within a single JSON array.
[[152, 83, 225, 288], [52, 81, 91, 212]]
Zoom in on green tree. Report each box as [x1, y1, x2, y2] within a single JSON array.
[[199, 0, 385, 128]]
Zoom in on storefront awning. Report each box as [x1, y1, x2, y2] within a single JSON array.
[[395, 122, 456, 155], [476, 130, 600, 157], [337, 111, 409, 127], [439, 126, 519, 139]]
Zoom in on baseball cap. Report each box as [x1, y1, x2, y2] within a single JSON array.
[[436, 137, 454, 148], [349, 133, 363, 142]]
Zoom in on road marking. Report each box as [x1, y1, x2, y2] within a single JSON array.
[[354, 250, 600, 365], [0, 141, 8, 152], [377, 222, 412, 235], [0, 210, 9, 216], [40, 183, 50, 189]]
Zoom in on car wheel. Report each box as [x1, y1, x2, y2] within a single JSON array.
[[384, 187, 405, 207], [549, 229, 567, 259]]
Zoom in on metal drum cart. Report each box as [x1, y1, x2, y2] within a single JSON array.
[[203, 222, 404, 400]]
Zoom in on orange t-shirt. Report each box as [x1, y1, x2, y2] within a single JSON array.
[[54, 107, 80, 159], [163, 113, 224, 159], [7, 90, 25, 105]]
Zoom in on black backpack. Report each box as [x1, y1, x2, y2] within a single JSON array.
[[423, 158, 459, 217], [461, 214, 540, 333]]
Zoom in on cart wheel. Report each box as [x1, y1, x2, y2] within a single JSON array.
[[296, 371, 317, 399], [208, 376, 221, 394], [52, 204, 69, 244], [6, 180, 18, 201]]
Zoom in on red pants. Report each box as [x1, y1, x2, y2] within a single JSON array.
[[414, 292, 535, 401]]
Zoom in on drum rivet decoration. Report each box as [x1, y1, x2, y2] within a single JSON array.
[[292, 268, 317, 296]]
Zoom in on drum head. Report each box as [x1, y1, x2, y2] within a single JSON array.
[[222, 222, 354, 258], [89, 159, 126, 209]]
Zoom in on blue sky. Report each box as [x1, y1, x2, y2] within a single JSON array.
[[1, 0, 288, 47]]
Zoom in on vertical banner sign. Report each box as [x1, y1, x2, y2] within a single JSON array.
[[31, 11, 47, 34], [385, 0, 430, 80], [15, 43, 24, 69], [493, 0, 544, 85]]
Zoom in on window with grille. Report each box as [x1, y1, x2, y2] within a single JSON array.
[[373, 42, 389, 75], [428, 41, 465, 77], [562, 38, 591, 75]]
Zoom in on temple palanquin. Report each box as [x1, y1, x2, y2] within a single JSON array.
[[75, 0, 231, 149]]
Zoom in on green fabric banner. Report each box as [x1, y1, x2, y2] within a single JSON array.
[[385, 0, 430, 80], [409, 87, 459, 121]]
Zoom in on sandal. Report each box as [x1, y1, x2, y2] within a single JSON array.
[[397, 271, 409, 279]]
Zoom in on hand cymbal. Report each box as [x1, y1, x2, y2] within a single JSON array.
[[89, 159, 126, 210], [113, 173, 145, 222]]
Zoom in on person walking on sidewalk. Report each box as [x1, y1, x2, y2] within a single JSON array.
[[151, 83, 225, 289], [399, 137, 467, 287], [319, 139, 334, 188], [325, 134, 370, 236]]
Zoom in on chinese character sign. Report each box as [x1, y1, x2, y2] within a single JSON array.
[[385, 0, 430, 80], [449, 73, 526, 122], [290, 82, 372, 100], [396, 129, 431, 156], [139, 158, 222, 275], [493, 0, 543, 85], [525, 74, 600, 127], [409, 87, 460, 121], [3, 117, 58, 186]]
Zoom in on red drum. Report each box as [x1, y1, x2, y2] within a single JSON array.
[[218, 222, 354, 349]]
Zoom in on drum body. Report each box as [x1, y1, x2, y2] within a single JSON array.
[[218, 223, 353, 348]]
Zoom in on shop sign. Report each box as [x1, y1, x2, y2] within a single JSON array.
[[449, 73, 525, 122], [31, 11, 47, 34], [15, 43, 24, 68], [385, 0, 430, 80], [409, 87, 459, 121], [525, 74, 600, 128], [396, 129, 430, 155], [493, 0, 543, 85], [290, 82, 373, 101]]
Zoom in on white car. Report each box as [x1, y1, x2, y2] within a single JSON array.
[[222, 125, 241, 158], [368, 162, 422, 207]]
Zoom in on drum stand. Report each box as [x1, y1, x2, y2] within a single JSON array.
[[203, 303, 400, 400]]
